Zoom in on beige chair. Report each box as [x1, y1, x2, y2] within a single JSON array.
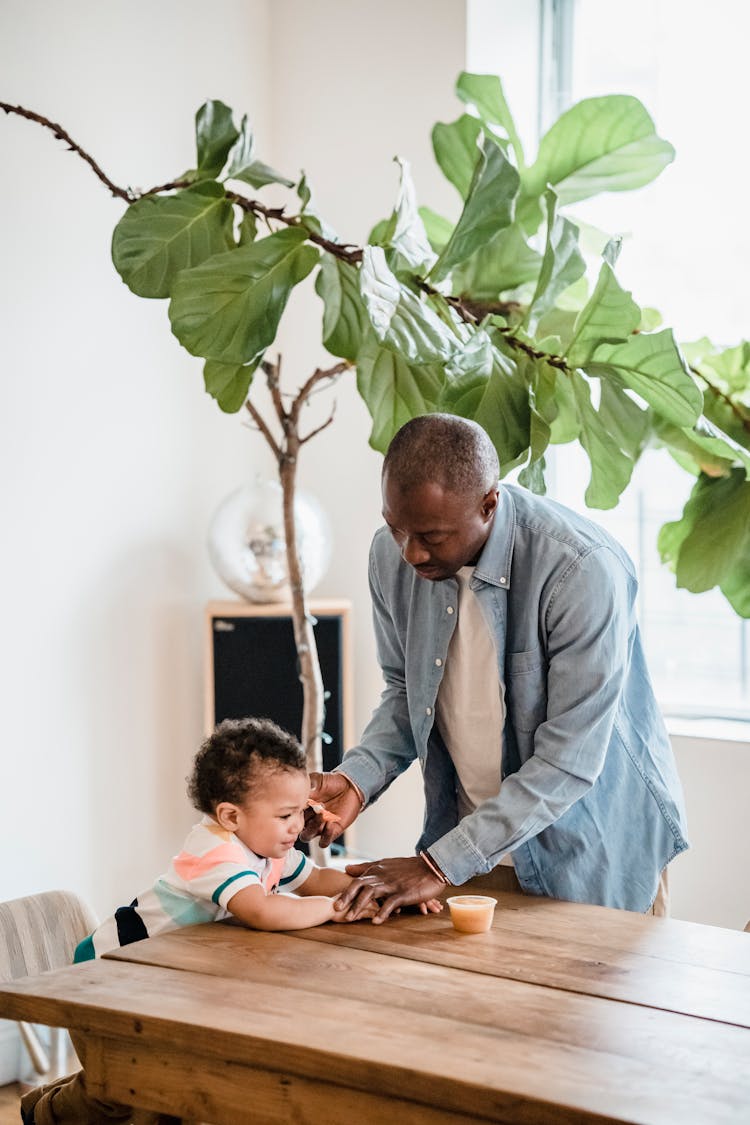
[[0, 889, 98, 1084]]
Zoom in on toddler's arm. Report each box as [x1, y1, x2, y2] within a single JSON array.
[[227, 883, 339, 930]]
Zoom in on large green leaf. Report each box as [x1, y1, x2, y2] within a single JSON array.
[[169, 227, 319, 363], [195, 101, 239, 179], [431, 114, 483, 199], [525, 190, 585, 333], [571, 371, 635, 508], [654, 415, 750, 477], [720, 551, 750, 617], [542, 366, 580, 444], [377, 158, 435, 272], [452, 221, 542, 299], [360, 246, 460, 365], [518, 359, 555, 492], [697, 339, 750, 396], [444, 327, 494, 381], [430, 139, 519, 283], [597, 380, 650, 461], [355, 331, 444, 452], [567, 261, 640, 364], [588, 329, 702, 427], [518, 95, 674, 233], [315, 254, 369, 361], [455, 71, 525, 170], [112, 182, 234, 299], [203, 355, 262, 413], [440, 347, 531, 469], [222, 115, 294, 189], [661, 470, 750, 595]]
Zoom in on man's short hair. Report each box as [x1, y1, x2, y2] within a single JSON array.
[[187, 717, 305, 815], [383, 414, 499, 496]]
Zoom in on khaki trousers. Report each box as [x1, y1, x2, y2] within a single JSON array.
[[19, 1032, 185, 1125], [20, 1031, 130, 1125]]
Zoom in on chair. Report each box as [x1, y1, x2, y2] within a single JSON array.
[[0, 890, 98, 1084]]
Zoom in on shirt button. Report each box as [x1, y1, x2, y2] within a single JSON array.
[[435, 658, 443, 667], [446, 606, 455, 614], [499, 577, 507, 584], [426, 707, 432, 716]]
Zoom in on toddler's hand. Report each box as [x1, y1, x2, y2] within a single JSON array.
[[331, 898, 379, 923]]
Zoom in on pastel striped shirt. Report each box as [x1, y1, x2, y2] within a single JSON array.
[[74, 816, 313, 961]]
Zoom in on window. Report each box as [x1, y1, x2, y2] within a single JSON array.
[[539, 0, 750, 717]]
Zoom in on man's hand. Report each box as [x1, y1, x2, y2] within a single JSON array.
[[336, 856, 446, 924], [300, 772, 362, 848]]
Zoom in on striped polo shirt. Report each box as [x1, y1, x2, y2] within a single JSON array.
[[74, 816, 312, 961]]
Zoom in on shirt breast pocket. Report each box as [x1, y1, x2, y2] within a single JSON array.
[[506, 646, 547, 732]]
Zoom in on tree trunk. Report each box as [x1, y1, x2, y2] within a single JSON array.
[[278, 448, 324, 775]]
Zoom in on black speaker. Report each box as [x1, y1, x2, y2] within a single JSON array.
[[205, 600, 353, 774]]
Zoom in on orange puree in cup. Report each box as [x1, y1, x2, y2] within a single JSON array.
[[446, 894, 497, 933]]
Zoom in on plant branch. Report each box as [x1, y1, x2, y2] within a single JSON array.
[[293, 362, 352, 418], [1, 102, 132, 201], [262, 355, 288, 429], [226, 190, 362, 265], [690, 365, 750, 434], [300, 402, 337, 445], [244, 399, 281, 461]]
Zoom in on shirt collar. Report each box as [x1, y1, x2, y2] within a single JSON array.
[[472, 487, 515, 589]]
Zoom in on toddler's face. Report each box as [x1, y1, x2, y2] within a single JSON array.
[[232, 768, 310, 858]]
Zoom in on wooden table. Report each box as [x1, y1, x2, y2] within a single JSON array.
[[1, 889, 749, 1124]]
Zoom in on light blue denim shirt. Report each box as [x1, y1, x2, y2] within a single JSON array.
[[339, 484, 689, 911]]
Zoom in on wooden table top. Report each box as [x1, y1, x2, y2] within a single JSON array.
[[1, 891, 749, 1124]]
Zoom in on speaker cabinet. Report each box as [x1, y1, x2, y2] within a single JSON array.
[[205, 599, 353, 774]]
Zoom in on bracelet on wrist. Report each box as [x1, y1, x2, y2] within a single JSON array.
[[339, 771, 366, 811], [419, 849, 449, 885]]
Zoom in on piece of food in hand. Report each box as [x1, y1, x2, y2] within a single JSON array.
[[307, 799, 342, 824]]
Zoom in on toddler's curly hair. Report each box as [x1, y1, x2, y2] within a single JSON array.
[[187, 716, 306, 814]]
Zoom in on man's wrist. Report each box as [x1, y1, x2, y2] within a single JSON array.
[[419, 849, 449, 885], [338, 771, 366, 811]]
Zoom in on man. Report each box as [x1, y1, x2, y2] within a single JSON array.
[[304, 414, 688, 921]]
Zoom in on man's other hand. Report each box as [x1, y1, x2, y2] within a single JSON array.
[[300, 772, 362, 848]]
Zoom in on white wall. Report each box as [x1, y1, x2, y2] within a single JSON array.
[[0, 0, 274, 913], [669, 734, 750, 931]]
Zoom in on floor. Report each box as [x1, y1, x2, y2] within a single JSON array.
[[0, 1084, 21, 1123]]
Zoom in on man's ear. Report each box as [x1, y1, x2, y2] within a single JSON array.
[[481, 488, 500, 520], [214, 802, 241, 831]]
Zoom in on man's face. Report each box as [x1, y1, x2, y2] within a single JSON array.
[[382, 472, 498, 581]]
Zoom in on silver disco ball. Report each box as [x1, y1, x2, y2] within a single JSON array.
[[207, 478, 332, 603]]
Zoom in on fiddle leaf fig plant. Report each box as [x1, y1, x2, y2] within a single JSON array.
[[3, 72, 750, 775]]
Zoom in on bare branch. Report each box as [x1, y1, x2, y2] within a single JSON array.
[[226, 189, 362, 265], [294, 361, 352, 411], [1, 103, 565, 375], [263, 355, 287, 427], [300, 401, 337, 445], [1, 102, 133, 202], [244, 399, 281, 461]]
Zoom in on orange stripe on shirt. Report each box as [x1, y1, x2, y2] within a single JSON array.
[[172, 842, 248, 881]]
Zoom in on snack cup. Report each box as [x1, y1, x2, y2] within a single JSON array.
[[446, 894, 497, 934]]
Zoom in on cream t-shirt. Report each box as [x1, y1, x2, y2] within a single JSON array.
[[435, 566, 513, 865]]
